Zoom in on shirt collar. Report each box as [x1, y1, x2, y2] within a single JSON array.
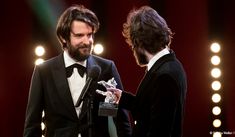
[[147, 47, 170, 71], [63, 50, 87, 68]]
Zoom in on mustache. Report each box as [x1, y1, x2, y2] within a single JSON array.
[[77, 44, 92, 49]]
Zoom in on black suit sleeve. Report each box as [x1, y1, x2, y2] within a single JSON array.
[[24, 66, 44, 137], [110, 62, 132, 137], [148, 74, 181, 137]]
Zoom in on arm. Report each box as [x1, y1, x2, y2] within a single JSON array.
[[107, 88, 136, 111], [110, 62, 132, 137], [24, 66, 44, 137], [148, 74, 180, 137]]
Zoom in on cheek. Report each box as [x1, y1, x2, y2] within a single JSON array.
[[70, 38, 81, 46]]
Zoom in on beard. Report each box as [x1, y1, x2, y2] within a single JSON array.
[[67, 43, 92, 61], [133, 48, 148, 66]]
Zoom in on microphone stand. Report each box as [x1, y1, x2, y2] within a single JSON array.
[[87, 93, 94, 137], [76, 81, 95, 137], [84, 82, 98, 137], [76, 65, 100, 137]]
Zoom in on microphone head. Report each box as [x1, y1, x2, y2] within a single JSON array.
[[88, 65, 101, 79]]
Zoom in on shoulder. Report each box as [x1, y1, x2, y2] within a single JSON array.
[[89, 55, 115, 67], [91, 55, 113, 63], [36, 54, 63, 70], [88, 55, 120, 76]]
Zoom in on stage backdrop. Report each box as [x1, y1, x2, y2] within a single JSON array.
[[1, 0, 235, 137]]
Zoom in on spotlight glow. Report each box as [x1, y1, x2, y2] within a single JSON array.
[[210, 43, 221, 53], [211, 68, 221, 78], [41, 110, 45, 132], [41, 122, 45, 130], [213, 132, 222, 137], [212, 106, 221, 115], [93, 43, 104, 55], [42, 111, 45, 117], [211, 55, 221, 65], [35, 58, 44, 65], [212, 93, 221, 103], [213, 119, 221, 128], [211, 81, 221, 91], [35, 45, 45, 56]]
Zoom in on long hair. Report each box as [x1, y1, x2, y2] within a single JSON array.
[[123, 6, 173, 54]]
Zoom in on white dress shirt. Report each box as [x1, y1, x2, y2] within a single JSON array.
[[147, 47, 170, 71], [64, 50, 117, 137], [63, 50, 87, 118], [64, 51, 88, 137]]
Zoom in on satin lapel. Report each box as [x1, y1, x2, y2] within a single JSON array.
[[78, 56, 98, 120], [86, 55, 97, 70], [52, 54, 78, 119], [136, 71, 151, 97]]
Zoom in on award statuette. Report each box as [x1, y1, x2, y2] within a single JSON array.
[[96, 78, 118, 116]]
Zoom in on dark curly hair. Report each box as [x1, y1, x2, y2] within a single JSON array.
[[56, 5, 100, 49], [123, 6, 173, 54]]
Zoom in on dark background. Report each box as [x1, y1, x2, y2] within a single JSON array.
[[1, 0, 235, 137]]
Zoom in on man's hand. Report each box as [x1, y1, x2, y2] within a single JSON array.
[[106, 88, 122, 104]]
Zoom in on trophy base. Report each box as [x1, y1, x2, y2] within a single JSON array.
[[98, 102, 118, 117]]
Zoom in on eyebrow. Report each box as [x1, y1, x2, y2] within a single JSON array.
[[70, 31, 93, 36]]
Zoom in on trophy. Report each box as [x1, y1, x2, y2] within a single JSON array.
[[96, 77, 118, 117]]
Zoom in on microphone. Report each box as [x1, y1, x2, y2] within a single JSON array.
[[75, 65, 101, 107]]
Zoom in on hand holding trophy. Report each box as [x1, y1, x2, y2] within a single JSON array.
[[96, 77, 119, 116]]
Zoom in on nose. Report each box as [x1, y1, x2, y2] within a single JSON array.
[[83, 35, 93, 45]]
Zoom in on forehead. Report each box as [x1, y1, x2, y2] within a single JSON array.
[[70, 20, 93, 33]]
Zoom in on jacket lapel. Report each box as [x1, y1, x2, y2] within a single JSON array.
[[136, 71, 151, 97], [136, 53, 176, 97], [86, 55, 98, 70], [52, 54, 78, 119]]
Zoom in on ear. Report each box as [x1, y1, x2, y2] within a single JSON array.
[[167, 36, 172, 48], [60, 37, 66, 43], [59, 37, 68, 49]]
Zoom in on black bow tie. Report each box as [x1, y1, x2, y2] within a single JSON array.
[[66, 64, 87, 78]]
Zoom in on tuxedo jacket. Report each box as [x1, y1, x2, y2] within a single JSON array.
[[119, 52, 187, 137], [24, 54, 131, 137]]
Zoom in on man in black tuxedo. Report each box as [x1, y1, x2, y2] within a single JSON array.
[[23, 5, 131, 137], [108, 6, 187, 137]]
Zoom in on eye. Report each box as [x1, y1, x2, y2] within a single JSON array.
[[76, 34, 84, 38], [87, 33, 93, 38], [71, 32, 83, 38]]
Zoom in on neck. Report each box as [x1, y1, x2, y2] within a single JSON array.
[[145, 51, 154, 62]]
